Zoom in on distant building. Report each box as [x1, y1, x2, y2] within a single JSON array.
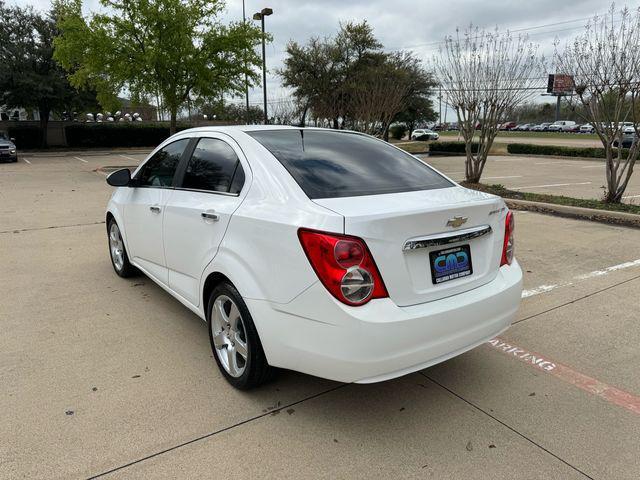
[[118, 98, 158, 121]]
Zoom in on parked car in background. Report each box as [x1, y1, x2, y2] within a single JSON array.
[[104, 126, 522, 389], [411, 129, 439, 141], [0, 131, 18, 163], [620, 122, 635, 134], [515, 123, 534, 131], [531, 122, 552, 131], [579, 124, 595, 134], [565, 124, 581, 133], [548, 120, 576, 132], [614, 132, 637, 148], [499, 122, 517, 131], [447, 123, 459, 131]]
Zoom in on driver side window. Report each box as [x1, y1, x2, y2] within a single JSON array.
[[136, 139, 189, 187]]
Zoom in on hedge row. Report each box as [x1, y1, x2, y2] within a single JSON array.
[[429, 141, 479, 154], [65, 123, 191, 148], [6, 125, 43, 149], [506, 143, 630, 158]]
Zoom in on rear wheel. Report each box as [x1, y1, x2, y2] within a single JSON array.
[[107, 219, 137, 277], [207, 282, 274, 389]]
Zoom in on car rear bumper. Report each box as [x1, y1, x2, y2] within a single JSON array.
[[247, 260, 523, 383]]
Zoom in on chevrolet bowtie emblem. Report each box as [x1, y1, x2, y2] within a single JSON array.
[[446, 216, 468, 228]]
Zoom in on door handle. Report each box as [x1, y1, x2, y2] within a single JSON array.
[[201, 211, 219, 222], [149, 205, 161, 214]]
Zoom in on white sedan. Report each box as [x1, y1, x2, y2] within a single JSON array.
[[106, 126, 522, 389], [410, 128, 439, 141]]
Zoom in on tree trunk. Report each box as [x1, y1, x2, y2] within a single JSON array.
[[332, 117, 339, 129], [38, 108, 50, 148], [382, 122, 390, 142], [170, 108, 177, 135]]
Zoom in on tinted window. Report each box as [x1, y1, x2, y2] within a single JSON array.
[[136, 139, 189, 187], [181, 138, 244, 193], [248, 130, 452, 199]]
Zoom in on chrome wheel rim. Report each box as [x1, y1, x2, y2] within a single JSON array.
[[109, 223, 125, 271], [210, 295, 248, 378]]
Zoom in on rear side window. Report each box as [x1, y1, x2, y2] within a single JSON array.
[[181, 138, 245, 194], [136, 139, 189, 187], [247, 130, 452, 199]]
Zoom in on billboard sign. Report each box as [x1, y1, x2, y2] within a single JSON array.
[[547, 74, 575, 95]]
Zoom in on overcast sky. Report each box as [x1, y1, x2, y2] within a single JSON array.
[[8, 0, 640, 118]]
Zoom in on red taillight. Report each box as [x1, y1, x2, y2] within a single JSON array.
[[298, 228, 388, 306], [500, 211, 515, 266]]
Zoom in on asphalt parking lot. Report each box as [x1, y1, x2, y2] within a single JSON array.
[[2, 151, 640, 479]]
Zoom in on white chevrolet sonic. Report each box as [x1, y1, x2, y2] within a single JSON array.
[[105, 126, 522, 389]]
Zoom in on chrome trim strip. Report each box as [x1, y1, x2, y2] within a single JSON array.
[[403, 224, 492, 251], [173, 187, 239, 197]]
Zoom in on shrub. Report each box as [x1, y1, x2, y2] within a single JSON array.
[[429, 141, 479, 154], [7, 125, 43, 149], [389, 124, 407, 140], [506, 143, 630, 158], [65, 123, 191, 148]]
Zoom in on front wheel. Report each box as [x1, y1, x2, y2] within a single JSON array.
[[107, 219, 137, 278], [207, 282, 274, 389]]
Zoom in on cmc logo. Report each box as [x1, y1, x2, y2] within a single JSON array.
[[434, 251, 469, 273]]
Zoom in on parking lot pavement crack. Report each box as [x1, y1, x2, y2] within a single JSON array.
[[86, 383, 349, 479], [0, 220, 105, 234], [420, 372, 595, 480], [515, 273, 640, 326]]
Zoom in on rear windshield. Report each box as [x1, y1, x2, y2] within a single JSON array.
[[247, 129, 453, 199]]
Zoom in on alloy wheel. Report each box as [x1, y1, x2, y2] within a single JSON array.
[[210, 295, 248, 377], [109, 222, 125, 271]]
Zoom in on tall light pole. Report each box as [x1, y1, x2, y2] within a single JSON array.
[[242, 0, 249, 124], [253, 7, 272, 125]]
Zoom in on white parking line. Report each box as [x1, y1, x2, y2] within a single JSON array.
[[483, 175, 523, 180], [23, 158, 31, 164], [511, 181, 591, 190], [74, 156, 88, 163], [623, 194, 640, 199], [119, 154, 139, 161], [521, 258, 640, 298], [581, 164, 604, 168], [534, 161, 579, 165]]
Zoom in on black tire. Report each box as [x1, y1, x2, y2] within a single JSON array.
[[207, 282, 274, 389], [107, 218, 137, 278]]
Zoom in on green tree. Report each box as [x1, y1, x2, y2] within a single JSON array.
[[395, 96, 437, 139], [280, 21, 384, 129], [54, 0, 264, 134], [0, 2, 96, 146], [195, 98, 263, 124]]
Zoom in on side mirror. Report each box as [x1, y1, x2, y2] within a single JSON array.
[[106, 168, 132, 187]]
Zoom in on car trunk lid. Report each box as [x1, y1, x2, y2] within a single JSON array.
[[313, 186, 507, 306]]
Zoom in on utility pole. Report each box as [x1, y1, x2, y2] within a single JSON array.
[[438, 84, 442, 127], [555, 94, 561, 122]]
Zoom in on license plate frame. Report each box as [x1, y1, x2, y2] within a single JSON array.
[[429, 244, 473, 285]]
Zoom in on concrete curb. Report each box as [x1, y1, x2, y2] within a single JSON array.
[[505, 198, 640, 229]]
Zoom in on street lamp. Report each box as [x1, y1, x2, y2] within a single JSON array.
[[253, 7, 273, 125]]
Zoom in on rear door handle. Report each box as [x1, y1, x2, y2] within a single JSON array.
[[201, 211, 219, 221], [149, 205, 161, 214]]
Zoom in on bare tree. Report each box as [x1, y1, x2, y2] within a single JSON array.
[[433, 27, 542, 183], [556, 5, 640, 203]]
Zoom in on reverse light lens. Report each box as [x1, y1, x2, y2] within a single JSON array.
[[298, 229, 388, 306], [500, 211, 515, 266]]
